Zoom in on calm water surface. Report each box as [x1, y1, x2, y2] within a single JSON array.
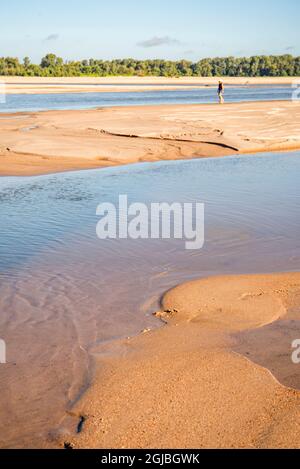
[[0, 151, 299, 447], [0, 85, 292, 113]]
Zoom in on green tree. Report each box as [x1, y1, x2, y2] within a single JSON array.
[[0, 54, 299, 78], [40, 54, 63, 68]]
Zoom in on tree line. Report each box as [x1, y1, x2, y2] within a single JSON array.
[[1, 54, 299, 77]]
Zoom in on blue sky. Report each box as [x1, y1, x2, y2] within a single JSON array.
[[2, 0, 300, 62]]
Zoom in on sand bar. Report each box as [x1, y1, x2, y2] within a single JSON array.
[[1, 76, 299, 95], [62, 272, 300, 449], [0, 100, 299, 176]]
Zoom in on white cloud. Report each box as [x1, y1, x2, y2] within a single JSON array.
[[44, 34, 59, 42], [137, 36, 183, 48]]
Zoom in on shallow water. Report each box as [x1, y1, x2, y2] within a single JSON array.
[[0, 85, 292, 113], [0, 151, 299, 447]]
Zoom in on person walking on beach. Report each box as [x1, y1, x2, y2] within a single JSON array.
[[218, 80, 225, 104]]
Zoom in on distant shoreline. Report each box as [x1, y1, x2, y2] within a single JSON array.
[[1, 76, 299, 95]]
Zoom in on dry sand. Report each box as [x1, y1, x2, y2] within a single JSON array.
[[61, 272, 300, 449], [1, 100, 300, 176], [1, 76, 299, 95]]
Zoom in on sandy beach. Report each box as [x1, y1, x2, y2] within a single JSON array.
[[58, 272, 300, 449], [1, 76, 298, 95], [1, 81, 300, 451], [1, 100, 300, 176], [2, 0, 300, 457]]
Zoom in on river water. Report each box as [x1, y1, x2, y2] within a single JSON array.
[[0, 85, 293, 113], [0, 151, 299, 447]]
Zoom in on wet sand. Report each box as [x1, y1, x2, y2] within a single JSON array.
[[65, 272, 300, 449], [2, 76, 298, 94], [1, 100, 300, 176]]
